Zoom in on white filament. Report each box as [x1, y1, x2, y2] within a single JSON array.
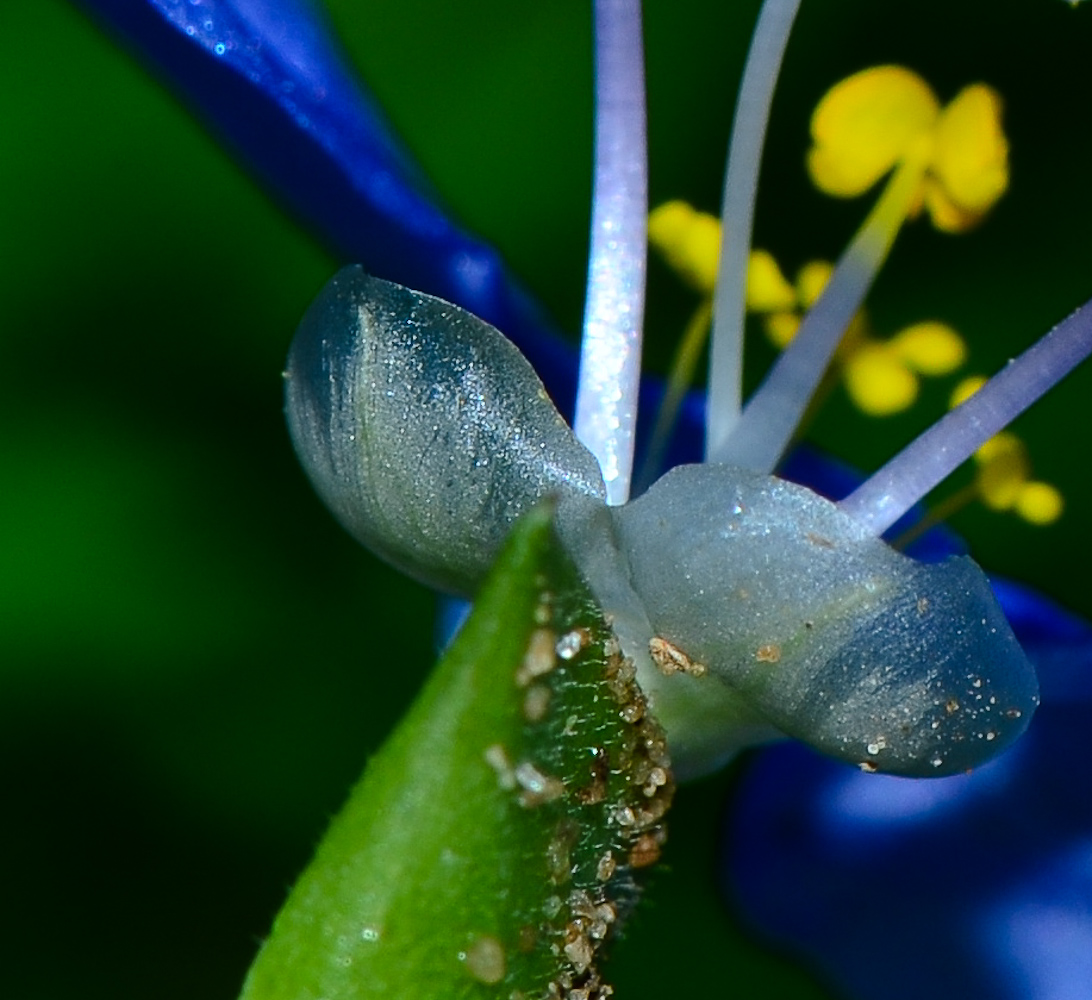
[[705, 0, 802, 463], [574, 0, 648, 506], [720, 154, 924, 473], [841, 297, 1092, 536]]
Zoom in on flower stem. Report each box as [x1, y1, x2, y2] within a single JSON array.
[[717, 151, 927, 472], [575, 0, 648, 506]]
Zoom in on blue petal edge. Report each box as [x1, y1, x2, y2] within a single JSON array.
[[73, 0, 580, 413]]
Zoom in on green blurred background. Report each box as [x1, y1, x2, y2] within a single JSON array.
[[3, 1, 1092, 996]]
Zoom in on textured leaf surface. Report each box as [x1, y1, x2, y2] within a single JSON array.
[[239, 503, 674, 999]]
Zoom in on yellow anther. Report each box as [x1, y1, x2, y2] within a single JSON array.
[[948, 422, 1063, 527], [890, 321, 967, 375], [975, 430, 1025, 464], [974, 432, 1030, 510], [746, 250, 797, 312], [648, 200, 721, 294], [1014, 482, 1064, 525], [843, 344, 920, 415], [807, 66, 1008, 231], [764, 311, 800, 348], [921, 176, 981, 233], [950, 375, 989, 409], [929, 85, 1009, 229], [808, 66, 939, 197], [749, 256, 832, 349], [796, 260, 835, 308]]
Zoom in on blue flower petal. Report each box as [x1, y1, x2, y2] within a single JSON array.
[[724, 634, 1092, 1000], [74, 0, 579, 412]]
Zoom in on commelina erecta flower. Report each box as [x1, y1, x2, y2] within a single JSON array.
[[68, 1, 1092, 998]]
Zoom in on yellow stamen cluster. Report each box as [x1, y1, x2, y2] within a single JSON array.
[[647, 66, 1057, 531], [950, 378, 1064, 524], [648, 202, 966, 418], [746, 252, 965, 416], [808, 66, 1009, 232]]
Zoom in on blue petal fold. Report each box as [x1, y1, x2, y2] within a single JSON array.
[[73, 0, 580, 413]]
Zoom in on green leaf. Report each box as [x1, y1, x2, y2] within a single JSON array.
[[239, 502, 675, 999]]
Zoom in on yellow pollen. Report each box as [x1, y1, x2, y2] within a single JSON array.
[[975, 432, 1030, 510], [1015, 482, 1064, 525], [741, 253, 963, 418], [807, 66, 1009, 232], [796, 259, 835, 308], [889, 321, 967, 375], [808, 66, 939, 198], [843, 344, 920, 415], [950, 375, 989, 409], [648, 200, 721, 294], [929, 84, 1009, 229], [746, 249, 797, 312], [948, 393, 1062, 527], [763, 311, 800, 349]]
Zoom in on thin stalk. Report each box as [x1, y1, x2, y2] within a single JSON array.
[[841, 297, 1092, 536], [705, 0, 802, 462], [574, 0, 648, 506], [637, 299, 714, 491], [718, 152, 927, 472], [888, 483, 979, 551]]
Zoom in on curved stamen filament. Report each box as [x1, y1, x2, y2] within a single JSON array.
[[574, 0, 648, 506], [706, 0, 802, 463], [718, 150, 928, 472], [840, 298, 1092, 536], [638, 299, 714, 490]]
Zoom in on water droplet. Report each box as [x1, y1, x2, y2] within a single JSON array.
[[556, 628, 588, 660]]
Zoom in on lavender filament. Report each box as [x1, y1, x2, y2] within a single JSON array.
[[574, 0, 649, 506], [706, 0, 802, 463], [719, 155, 923, 474], [840, 298, 1092, 536]]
